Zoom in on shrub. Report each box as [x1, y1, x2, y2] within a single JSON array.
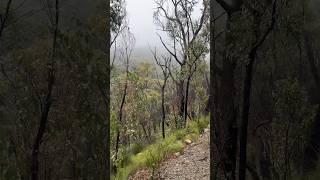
[[113, 116, 209, 180]]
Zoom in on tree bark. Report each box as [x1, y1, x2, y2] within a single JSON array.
[[161, 85, 166, 139], [114, 80, 127, 166], [184, 76, 192, 127], [239, 49, 256, 180], [177, 80, 185, 127]]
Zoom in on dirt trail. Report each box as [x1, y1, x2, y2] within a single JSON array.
[[131, 129, 210, 180]]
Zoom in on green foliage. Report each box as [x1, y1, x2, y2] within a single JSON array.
[[111, 0, 126, 33], [113, 116, 209, 180], [270, 78, 317, 178]]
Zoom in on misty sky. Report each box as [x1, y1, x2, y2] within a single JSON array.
[[126, 0, 159, 48], [125, 0, 204, 61]]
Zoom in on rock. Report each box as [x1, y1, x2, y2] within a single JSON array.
[[175, 152, 180, 157], [185, 139, 192, 144], [198, 157, 208, 161], [184, 160, 190, 164]]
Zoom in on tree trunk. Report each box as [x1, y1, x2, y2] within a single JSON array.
[[220, 59, 238, 180], [239, 49, 256, 180], [210, 12, 238, 180], [177, 80, 185, 127], [113, 131, 120, 173], [161, 85, 166, 139], [106, 0, 111, 178], [113, 62, 129, 173], [0, 0, 12, 39], [31, 1, 59, 179], [31, 100, 53, 180], [184, 76, 192, 127], [239, 3, 276, 178]]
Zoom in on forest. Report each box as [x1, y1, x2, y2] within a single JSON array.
[[1, 0, 320, 180]]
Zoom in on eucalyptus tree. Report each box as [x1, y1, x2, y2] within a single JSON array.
[[152, 48, 171, 139], [239, 1, 277, 179], [113, 26, 135, 173], [30, 1, 59, 179], [210, 0, 278, 179], [111, 0, 127, 47], [154, 0, 209, 127]]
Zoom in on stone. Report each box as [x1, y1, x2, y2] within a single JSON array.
[[185, 139, 192, 144]]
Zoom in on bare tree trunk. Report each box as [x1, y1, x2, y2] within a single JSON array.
[[239, 48, 256, 180], [0, 0, 13, 39], [112, 25, 134, 173], [210, 1, 219, 178], [105, 0, 111, 178], [161, 85, 166, 139], [113, 79, 127, 171], [210, 4, 238, 179], [177, 80, 185, 127], [239, 3, 276, 179], [31, 1, 59, 179], [221, 59, 237, 180], [152, 49, 170, 139], [184, 76, 192, 127], [141, 122, 150, 141]]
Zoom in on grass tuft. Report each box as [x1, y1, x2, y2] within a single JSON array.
[[113, 116, 209, 180]]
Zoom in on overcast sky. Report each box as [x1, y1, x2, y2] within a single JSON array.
[[126, 0, 160, 49], [125, 0, 204, 61]]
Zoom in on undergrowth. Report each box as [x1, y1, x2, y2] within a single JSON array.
[[112, 116, 209, 180]]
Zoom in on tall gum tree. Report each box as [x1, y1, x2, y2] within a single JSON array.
[[154, 0, 209, 127]]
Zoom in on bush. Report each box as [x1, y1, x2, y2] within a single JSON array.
[[113, 116, 209, 180]]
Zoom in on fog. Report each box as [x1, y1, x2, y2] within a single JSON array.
[[126, 0, 159, 48], [126, 0, 204, 61]]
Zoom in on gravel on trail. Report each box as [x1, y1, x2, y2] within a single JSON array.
[[130, 129, 210, 180]]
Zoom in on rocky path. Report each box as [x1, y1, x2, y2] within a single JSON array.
[[131, 129, 210, 180]]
